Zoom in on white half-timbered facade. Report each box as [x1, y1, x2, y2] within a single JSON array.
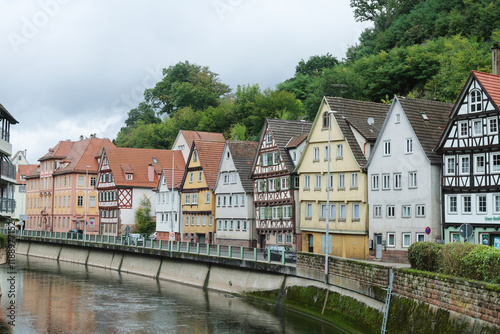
[[436, 71, 500, 247], [250, 118, 312, 250]]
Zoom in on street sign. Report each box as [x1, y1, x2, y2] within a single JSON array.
[[125, 225, 131, 232], [425, 227, 431, 235], [459, 224, 473, 240], [169, 232, 175, 241]]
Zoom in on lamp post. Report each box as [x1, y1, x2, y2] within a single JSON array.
[[325, 110, 336, 284], [84, 165, 91, 246]]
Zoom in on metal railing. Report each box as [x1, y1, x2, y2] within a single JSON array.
[[1, 160, 16, 179], [2, 229, 293, 266], [0, 198, 15, 213]]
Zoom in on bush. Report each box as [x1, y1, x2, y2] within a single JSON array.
[[408, 241, 442, 272], [461, 246, 500, 284], [439, 243, 475, 278], [0, 234, 7, 249]]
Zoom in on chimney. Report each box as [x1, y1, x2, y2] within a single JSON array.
[[493, 42, 500, 75], [148, 163, 154, 183]]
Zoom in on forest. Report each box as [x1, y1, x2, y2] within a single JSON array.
[[114, 0, 500, 149]]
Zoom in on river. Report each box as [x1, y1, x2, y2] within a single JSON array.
[[0, 255, 355, 334]]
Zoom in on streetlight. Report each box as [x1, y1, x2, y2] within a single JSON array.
[[84, 165, 91, 246], [325, 109, 336, 284]]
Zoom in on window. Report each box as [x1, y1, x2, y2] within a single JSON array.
[[224, 220, 228, 230], [189, 172, 193, 183], [241, 195, 245, 206], [446, 157, 455, 175], [351, 173, 358, 188], [449, 196, 457, 214], [78, 176, 84, 187], [462, 196, 471, 213], [90, 177, 96, 187], [185, 216, 189, 226], [416, 233, 425, 243], [458, 121, 468, 138], [320, 204, 327, 219], [353, 203, 360, 220], [383, 140, 391, 156], [209, 215, 213, 226], [269, 178, 277, 192], [338, 174, 345, 189], [488, 117, 498, 134], [405, 138, 413, 153], [77, 195, 83, 207], [372, 174, 380, 190], [474, 155, 485, 173], [306, 203, 312, 218], [205, 193, 210, 204], [90, 196, 96, 208], [273, 152, 279, 165], [394, 173, 402, 190], [473, 119, 482, 136], [327, 174, 333, 190], [382, 174, 390, 190], [267, 132, 272, 143], [323, 112, 330, 128], [283, 206, 292, 219], [374, 205, 382, 218], [402, 233, 411, 247], [409, 172, 417, 188], [184, 194, 190, 205], [494, 194, 500, 214], [277, 233, 283, 243], [339, 204, 346, 220], [198, 171, 202, 182], [477, 195, 487, 214], [196, 216, 200, 226], [217, 220, 222, 230], [395, 113, 401, 123], [229, 220, 233, 230], [402, 205, 411, 218], [231, 173, 237, 184], [313, 147, 320, 161], [470, 89, 482, 112], [272, 207, 279, 219], [459, 156, 470, 174], [492, 153, 500, 172], [304, 175, 310, 189], [281, 177, 289, 190], [416, 204, 425, 217], [387, 233, 395, 247], [325, 146, 330, 160], [286, 233, 292, 244], [329, 204, 336, 219], [387, 205, 395, 218], [337, 144, 343, 159], [312, 175, 320, 189], [262, 154, 269, 167], [192, 194, 198, 205], [193, 151, 198, 162]]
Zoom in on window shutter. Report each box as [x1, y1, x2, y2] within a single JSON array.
[[276, 151, 280, 164], [279, 206, 283, 219], [276, 179, 280, 191], [290, 206, 293, 218]]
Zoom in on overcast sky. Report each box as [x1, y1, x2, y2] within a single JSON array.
[[1, 1, 371, 163]]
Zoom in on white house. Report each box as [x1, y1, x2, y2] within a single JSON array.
[[214, 140, 258, 247], [367, 96, 452, 261]]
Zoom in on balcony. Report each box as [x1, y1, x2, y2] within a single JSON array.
[[1, 159, 15, 180]]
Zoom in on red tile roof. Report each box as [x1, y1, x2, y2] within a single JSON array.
[[180, 130, 225, 148], [473, 71, 500, 108], [16, 164, 38, 183], [191, 140, 225, 189], [104, 147, 185, 188]]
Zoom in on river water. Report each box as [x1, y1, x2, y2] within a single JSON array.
[[0, 255, 356, 334]]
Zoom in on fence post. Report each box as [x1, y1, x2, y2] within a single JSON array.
[[207, 244, 210, 256], [241, 246, 244, 260], [217, 245, 221, 257], [196, 243, 200, 254]]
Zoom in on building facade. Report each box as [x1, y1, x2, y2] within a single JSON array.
[[367, 97, 452, 261], [251, 118, 312, 250], [25, 137, 114, 233], [12, 150, 37, 229], [436, 71, 500, 247], [181, 140, 225, 244], [0, 103, 18, 226], [296, 97, 387, 259], [214, 140, 258, 247]]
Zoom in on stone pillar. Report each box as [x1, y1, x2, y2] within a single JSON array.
[[493, 42, 500, 75]]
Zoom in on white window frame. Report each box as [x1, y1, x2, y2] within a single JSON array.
[[198, 171, 202, 182], [383, 140, 391, 156], [470, 89, 482, 112], [462, 195, 472, 214], [488, 117, 498, 134], [304, 175, 310, 189], [446, 156, 455, 175], [458, 121, 468, 138], [352, 203, 360, 220], [494, 194, 500, 214], [492, 153, 500, 173], [387, 232, 395, 247], [338, 174, 345, 189], [306, 203, 312, 218], [402, 205, 411, 218], [394, 173, 402, 190], [337, 144, 343, 159], [184, 194, 190, 205], [373, 205, 382, 218], [402, 233, 412, 248], [351, 173, 358, 189], [409, 171, 417, 188], [339, 204, 346, 221], [405, 138, 413, 154], [416, 233, 425, 243], [372, 174, 380, 190], [382, 174, 390, 190], [313, 147, 320, 161], [315, 175, 321, 189], [386, 205, 395, 218], [448, 195, 457, 214], [472, 119, 482, 136], [474, 154, 485, 174], [477, 195, 487, 214], [416, 204, 425, 217]]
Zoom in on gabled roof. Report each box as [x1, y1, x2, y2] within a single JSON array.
[[397, 97, 452, 164], [0, 102, 18, 124], [436, 71, 500, 151], [265, 118, 313, 172], [324, 97, 388, 168], [179, 130, 225, 148], [103, 147, 184, 188], [160, 167, 185, 190], [285, 134, 308, 149], [39, 140, 74, 161], [190, 140, 226, 189], [16, 164, 38, 183], [225, 140, 259, 192]]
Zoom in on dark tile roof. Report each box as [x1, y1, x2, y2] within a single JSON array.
[[285, 134, 308, 149], [266, 118, 313, 172], [0, 102, 18, 124], [226, 141, 259, 192], [325, 97, 388, 167], [398, 97, 452, 164]]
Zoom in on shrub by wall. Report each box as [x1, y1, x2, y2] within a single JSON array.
[[407, 242, 441, 272]]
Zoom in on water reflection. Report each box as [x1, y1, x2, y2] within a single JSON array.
[[0, 256, 347, 333]]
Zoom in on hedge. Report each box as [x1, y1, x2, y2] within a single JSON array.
[[408, 241, 500, 284]]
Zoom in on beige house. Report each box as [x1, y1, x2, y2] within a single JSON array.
[[295, 97, 387, 259]]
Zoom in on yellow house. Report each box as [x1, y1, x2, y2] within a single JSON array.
[[295, 97, 387, 259], [181, 139, 225, 244]]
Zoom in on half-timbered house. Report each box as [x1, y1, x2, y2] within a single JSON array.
[[250, 118, 312, 250], [96, 147, 181, 236], [214, 140, 258, 247], [436, 71, 500, 247]]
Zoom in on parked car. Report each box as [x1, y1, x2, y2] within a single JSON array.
[[130, 233, 144, 246], [67, 229, 83, 240], [263, 245, 297, 263], [149, 232, 157, 240]]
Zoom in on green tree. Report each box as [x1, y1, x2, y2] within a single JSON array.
[[144, 61, 231, 116], [134, 194, 155, 234], [295, 53, 339, 76]]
